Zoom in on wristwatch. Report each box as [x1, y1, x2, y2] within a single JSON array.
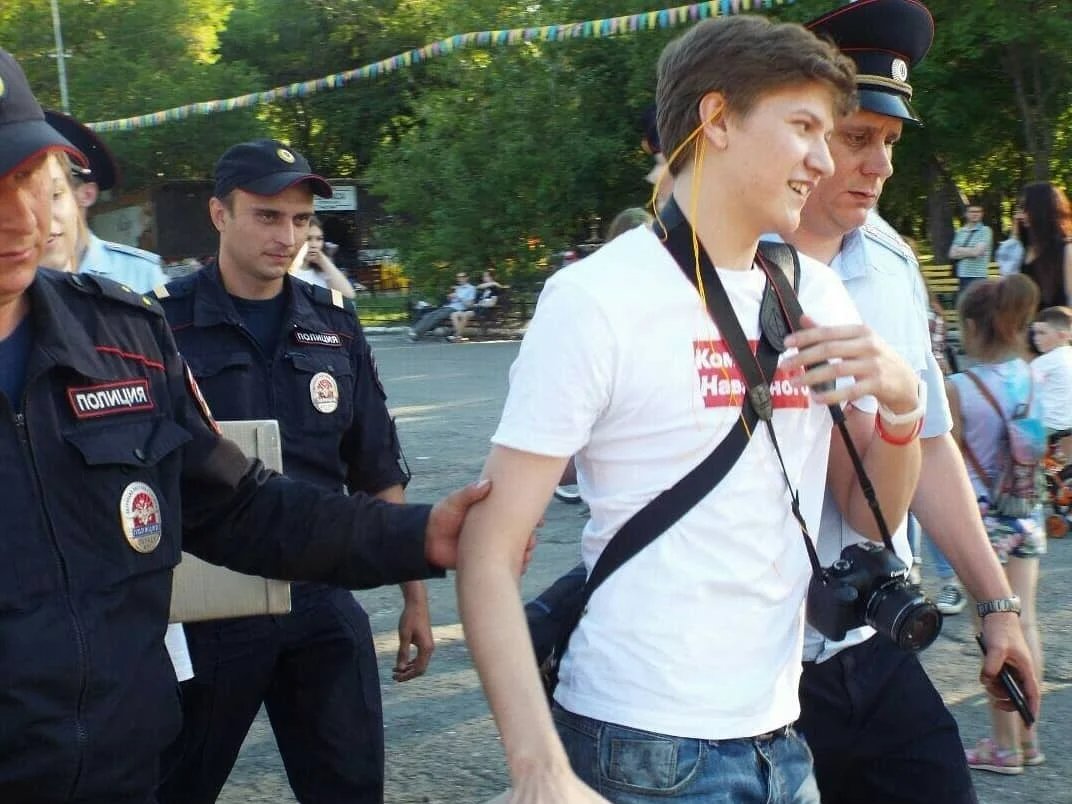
[[878, 378, 928, 427], [976, 596, 1022, 617]]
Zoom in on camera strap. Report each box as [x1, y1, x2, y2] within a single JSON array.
[[658, 199, 895, 580], [759, 260, 896, 555]]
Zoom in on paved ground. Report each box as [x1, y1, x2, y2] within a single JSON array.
[[221, 337, 1071, 804]]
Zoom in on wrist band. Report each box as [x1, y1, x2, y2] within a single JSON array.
[[877, 378, 928, 427], [875, 414, 923, 445]]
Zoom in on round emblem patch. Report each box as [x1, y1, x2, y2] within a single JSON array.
[[277, 147, 296, 164], [310, 371, 339, 413], [892, 58, 909, 82], [120, 482, 162, 553]]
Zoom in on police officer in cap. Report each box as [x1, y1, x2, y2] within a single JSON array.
[[776, 2, 1040, 801], [44, 109, 167, 291], [0, 47, 493, 804], [155, 139, 433, 803]]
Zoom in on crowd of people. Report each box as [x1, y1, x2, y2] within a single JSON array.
[[0, 0, 1068, 802]]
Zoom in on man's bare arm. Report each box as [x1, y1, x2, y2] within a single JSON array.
[[914, 433, 1041, 717], [457, 446, 605, 801]]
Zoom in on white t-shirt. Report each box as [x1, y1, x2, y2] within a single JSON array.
[[291, 265, 330, 289], [1032, 344, 1072, 431], [492, 226, 860, 739]]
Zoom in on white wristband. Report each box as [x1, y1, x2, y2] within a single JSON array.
[[878, 379, 927, 427]]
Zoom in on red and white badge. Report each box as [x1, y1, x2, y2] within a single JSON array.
[[310, 371, 339, 413], [119, 482, 163, 553]]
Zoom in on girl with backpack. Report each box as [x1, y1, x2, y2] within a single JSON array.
[[948, 274, 1047, 775]]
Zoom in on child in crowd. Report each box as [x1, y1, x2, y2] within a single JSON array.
[[1031, 307, 1072, 432], [1031, 307, 1072, 536], [949, 275, 1047, 775]]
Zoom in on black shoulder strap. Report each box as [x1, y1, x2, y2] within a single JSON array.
[[561, 204, 793, 645]]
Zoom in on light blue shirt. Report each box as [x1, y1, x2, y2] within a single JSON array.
[[995, 237, 1025, 276], [80, 232, 166, 294], [806, 212, 953, 662]]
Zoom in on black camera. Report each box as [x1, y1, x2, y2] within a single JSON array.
[[807, 541, 941, 652]]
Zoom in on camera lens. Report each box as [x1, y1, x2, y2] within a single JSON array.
[[866, 586, 942, 652]]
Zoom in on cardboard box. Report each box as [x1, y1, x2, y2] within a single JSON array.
[[169, 420, 292, 623]]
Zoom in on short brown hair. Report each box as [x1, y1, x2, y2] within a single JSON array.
[[1036, 306, 1072, 332], [656, 15, 856, 174]]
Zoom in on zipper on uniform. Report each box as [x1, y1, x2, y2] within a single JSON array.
[[14, 410, 91, 797]]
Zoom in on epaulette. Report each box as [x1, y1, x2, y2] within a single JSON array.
[[101, 239, 163, 266], [860, 215, 916, 265], [152, 273, 197, 302], [68, 271, 164, 316], [305, 281, 356, 315]]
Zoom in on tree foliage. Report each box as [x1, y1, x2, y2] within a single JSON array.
[[5, 0, 1072, 271]]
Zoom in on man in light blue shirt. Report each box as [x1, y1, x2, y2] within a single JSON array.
[[950, 203, 994, 294]]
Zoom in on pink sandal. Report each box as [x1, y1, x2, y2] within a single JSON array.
[[966, 738, 1023, 775]]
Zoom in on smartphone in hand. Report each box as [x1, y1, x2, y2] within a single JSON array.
[[976, 634, 1034, 727]]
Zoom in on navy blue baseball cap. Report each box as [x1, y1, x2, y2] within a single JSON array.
[[45, 109, 119, 190], [213, 139, 332, 200], [0, 48, 87, 178], [807, 0, 934, 125]]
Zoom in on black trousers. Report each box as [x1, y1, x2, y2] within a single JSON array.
[[158, 588, 383, 804], [797, 636, 977, 804]]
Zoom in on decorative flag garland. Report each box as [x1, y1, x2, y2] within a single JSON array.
[[88, 0, 796, 132]]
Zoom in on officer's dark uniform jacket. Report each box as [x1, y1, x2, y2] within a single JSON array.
[[0, 269, 437, 803], [156, 261, 409, 604]]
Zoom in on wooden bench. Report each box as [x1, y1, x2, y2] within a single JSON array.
[[920, 263, 1001, 342]]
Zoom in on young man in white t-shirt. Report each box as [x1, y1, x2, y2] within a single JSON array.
[[1031, 307, 1072, 433], [456, 15, 924, 804]]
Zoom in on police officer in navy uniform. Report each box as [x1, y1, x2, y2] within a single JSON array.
[[0, 48, 490, 804], [155, 140, 433, 803], [778, 2, 1040, 802], [44, 109, 167, 291]]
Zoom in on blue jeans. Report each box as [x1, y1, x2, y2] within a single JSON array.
[[925, 533, 955, 580], [553, 705, 820, 803]]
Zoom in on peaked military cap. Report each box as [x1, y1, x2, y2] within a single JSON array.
[[807, 0, 934, 125], [45, 109, 120, 190]]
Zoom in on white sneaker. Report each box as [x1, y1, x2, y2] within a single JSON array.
[[936, 584, 966, 615], [554, 484, 583, 504]]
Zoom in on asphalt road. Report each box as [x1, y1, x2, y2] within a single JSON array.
[[220, 337, 1072, 804]]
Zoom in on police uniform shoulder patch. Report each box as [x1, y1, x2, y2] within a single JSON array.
[[69, 272, 165, 316], [184, 362, 222, 435]]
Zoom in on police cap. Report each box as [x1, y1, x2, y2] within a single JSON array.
[[807, 0, 934, 125], [44, 109, 120, 191], [0, 49, 87, 178], [214, 139, 332, 200]]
